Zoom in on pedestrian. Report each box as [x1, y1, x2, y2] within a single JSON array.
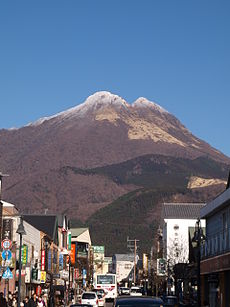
[[28, 293, 37, 307], [8, 292, 13, 307], [0, 292, 7, 307], [23, 296, 30, 307], [37, 296, 45, 307], [12, 295, 18, 307]]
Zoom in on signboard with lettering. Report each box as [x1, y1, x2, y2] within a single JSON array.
[[157, 258, 166, 276], [70, 243, 76, 265], [25, 267, 31, 283], [2, 219, 13, 241], [40, 271, 46, 283], [41, 250, 46, 271], [21, 245, 28, 265], [68, 232, 71, 250], [59, 254, 64, 270]]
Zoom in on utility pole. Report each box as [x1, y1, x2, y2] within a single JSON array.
[[127, 237, 139, 285]]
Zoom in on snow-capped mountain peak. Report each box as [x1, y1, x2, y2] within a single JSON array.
[[27, 91, 170, 127], [83, 91, 129, 109], [133, 97, 168, 113]]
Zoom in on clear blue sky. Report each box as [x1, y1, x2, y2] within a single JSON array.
[[0, 1, 229, 156]]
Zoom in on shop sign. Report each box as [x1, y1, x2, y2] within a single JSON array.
[[21, 245, 28, 265], [40, 271, 46, 283], [68, 232, 71, 250], [82, 269, 87, 279], [25, 267, 31, 283], [70, 243, 76, 265], [16, 269, 26, 277], [41, 250, 46, 271], [157, 258, 166, 276], [92, 246, 105, 254], [32, 267, 38, 281], [59, 254, 64, 270], [2, 219, 13, 241]]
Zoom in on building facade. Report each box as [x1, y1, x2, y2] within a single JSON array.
[[200, 187, 230, 307], [112, 254, 135, 284]]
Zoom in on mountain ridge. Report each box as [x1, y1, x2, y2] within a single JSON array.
[[0, 91, 229, 253]]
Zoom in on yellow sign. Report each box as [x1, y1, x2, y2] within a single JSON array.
[[40, 271, 46, 283]]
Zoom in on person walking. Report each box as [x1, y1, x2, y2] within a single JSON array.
[[28, 293, 37, 307], [0, 292, 7, 307], [23, 296, 30, 307]]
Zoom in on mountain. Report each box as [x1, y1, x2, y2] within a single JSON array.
[[0, 91, 229, 254]]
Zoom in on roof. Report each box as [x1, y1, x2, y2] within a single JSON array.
[[113, 254, 135, 262], [163, 203, 206, 219], [70, 228, 88, 237], [23, 215, 58, 244], [70, 228, 91, 245], [201, 188, 230, 218]]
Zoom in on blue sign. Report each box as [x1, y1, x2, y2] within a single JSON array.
[[2, 250, 12, 261], [2, 267, 13, 279]]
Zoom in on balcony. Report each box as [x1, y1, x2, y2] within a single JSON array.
[[201, 227, 230, 259]]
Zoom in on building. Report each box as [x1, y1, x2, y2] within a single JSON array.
[[0, 201, 41, 297], [70, 228, 92, 288], [112, 254, 135, 284], [200, 186, 230, 307], [23, 213, 70, 302], [162, 203, 206, 265]]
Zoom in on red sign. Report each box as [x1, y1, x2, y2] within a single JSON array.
[[70, 243, 76, 265], [41, 250, 46, 271], [1, 239, 12, 250]]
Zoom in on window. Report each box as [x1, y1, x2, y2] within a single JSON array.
[[125, 264, 132, 269]]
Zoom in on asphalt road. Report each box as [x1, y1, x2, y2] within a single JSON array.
[[105, 302, 114, 307]]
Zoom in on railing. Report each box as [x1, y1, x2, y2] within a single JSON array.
[[201, 228, 230, 259]]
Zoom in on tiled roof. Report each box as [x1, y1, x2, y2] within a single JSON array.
[[23, 215, 58, 244], [162, 203, 206, 219]]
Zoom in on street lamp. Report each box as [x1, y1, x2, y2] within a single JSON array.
[[16, 217, 26, 307], [192, 218, 205, 307]]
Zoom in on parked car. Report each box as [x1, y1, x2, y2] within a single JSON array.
[[120, 287, 130, 295], [80, 292, 98, 307], [163, 295, 178, 306], [92, 288, 106, 298], [130, 287, 142, 296], [114, 296, 164, 306], [97, 293, 105, 306]]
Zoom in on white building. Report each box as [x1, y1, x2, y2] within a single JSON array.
[[112, 254, 135, 283], [162, 203, 206, 265]]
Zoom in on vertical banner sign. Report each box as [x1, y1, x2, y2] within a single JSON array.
[[70, 243, 76, 265], [25, 267, 31, 283], [22, 245, 28, 265], [59, 254, 64, 270], [68, 232, 72, 251], [2, 219, 12, 241], [41, 250, 46, 271], [48, 250, 52, 271]]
